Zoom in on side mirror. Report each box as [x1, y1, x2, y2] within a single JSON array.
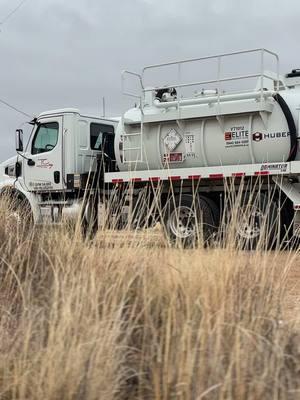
[[16, 129, 24, 152]]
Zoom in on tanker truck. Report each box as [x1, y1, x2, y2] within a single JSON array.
[[1, 48, 300, 247]]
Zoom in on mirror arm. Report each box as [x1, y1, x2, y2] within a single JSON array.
[[16, 151, 34, 164]]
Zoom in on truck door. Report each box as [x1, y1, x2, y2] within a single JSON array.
[[23, 116, 64, 191], [90, 122, 116, 173]]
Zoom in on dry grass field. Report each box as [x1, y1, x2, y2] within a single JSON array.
[[0, 198, 300, 399]]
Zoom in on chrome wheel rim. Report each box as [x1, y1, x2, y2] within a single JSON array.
[[7, 211, 22, 225], [236, 207, 264, 240], [169, 206, 196, 239]]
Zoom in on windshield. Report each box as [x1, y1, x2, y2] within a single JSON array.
[[31, 122, 59, 154]]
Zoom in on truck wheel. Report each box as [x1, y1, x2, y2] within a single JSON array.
[[164, 194, 216, 247], [81, 194, 99, 239], [7, 196, 33, 228], [234, 192, 279, 250]]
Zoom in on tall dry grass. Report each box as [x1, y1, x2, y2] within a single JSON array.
[[0, 196, 299, 399]]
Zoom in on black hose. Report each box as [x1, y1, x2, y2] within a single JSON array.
[[273, 93, 298, 161]]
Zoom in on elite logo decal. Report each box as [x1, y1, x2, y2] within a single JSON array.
[[224, 126, 249, 148]]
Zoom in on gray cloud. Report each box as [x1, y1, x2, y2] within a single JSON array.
[[0, 0, 299, 159]]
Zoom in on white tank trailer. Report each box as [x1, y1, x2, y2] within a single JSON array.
[[116, 51, 300, 172], [116, 92, 297, 169]]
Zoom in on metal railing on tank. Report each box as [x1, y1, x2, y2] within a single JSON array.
[[142, 48, 280, 110]]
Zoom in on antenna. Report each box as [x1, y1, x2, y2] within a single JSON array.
[[102, 97, 106, 117]]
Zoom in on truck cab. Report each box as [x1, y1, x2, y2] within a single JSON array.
[[20, 108, 118, 192], [1, 108, 119, 223]]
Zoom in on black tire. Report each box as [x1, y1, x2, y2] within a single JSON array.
[[233, 192, 280, 250], [163, 194, 216, 247], [0, 188, 32, 223], [202, 196, 220, 227], [279, 195, 297, 249], [81, 194, 99, 239], [5, 195, 33, 232], [201, 196, 220, 245]]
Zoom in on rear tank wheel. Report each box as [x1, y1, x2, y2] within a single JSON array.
[[233, 192, 280, 250], [163, 194, 218, 247]]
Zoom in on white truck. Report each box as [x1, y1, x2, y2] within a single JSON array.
[[1, 48, 300, 247]]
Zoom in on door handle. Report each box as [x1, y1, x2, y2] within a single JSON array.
[[54, 171, 60, 184]]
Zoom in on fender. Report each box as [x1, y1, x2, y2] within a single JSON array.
[[0, 179, 42, 223]]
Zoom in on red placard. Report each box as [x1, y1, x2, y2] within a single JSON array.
[[163, 153, 183, 163]]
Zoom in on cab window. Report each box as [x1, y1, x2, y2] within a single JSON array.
[[90, 123, 114, 150], [32, 122, 59, 155]]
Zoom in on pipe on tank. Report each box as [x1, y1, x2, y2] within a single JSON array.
[[153, 90, 275, 109]]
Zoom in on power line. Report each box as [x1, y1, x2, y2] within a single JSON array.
[[0, 0, 28, 26], [0, 2, 32, 119], [0, 98, 32, 118]]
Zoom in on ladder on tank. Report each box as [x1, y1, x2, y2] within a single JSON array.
[[121, 48, 281, 164], [121, 71, 145, 164]]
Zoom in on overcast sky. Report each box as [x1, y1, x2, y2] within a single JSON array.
[[0, 0, 299, 160]]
